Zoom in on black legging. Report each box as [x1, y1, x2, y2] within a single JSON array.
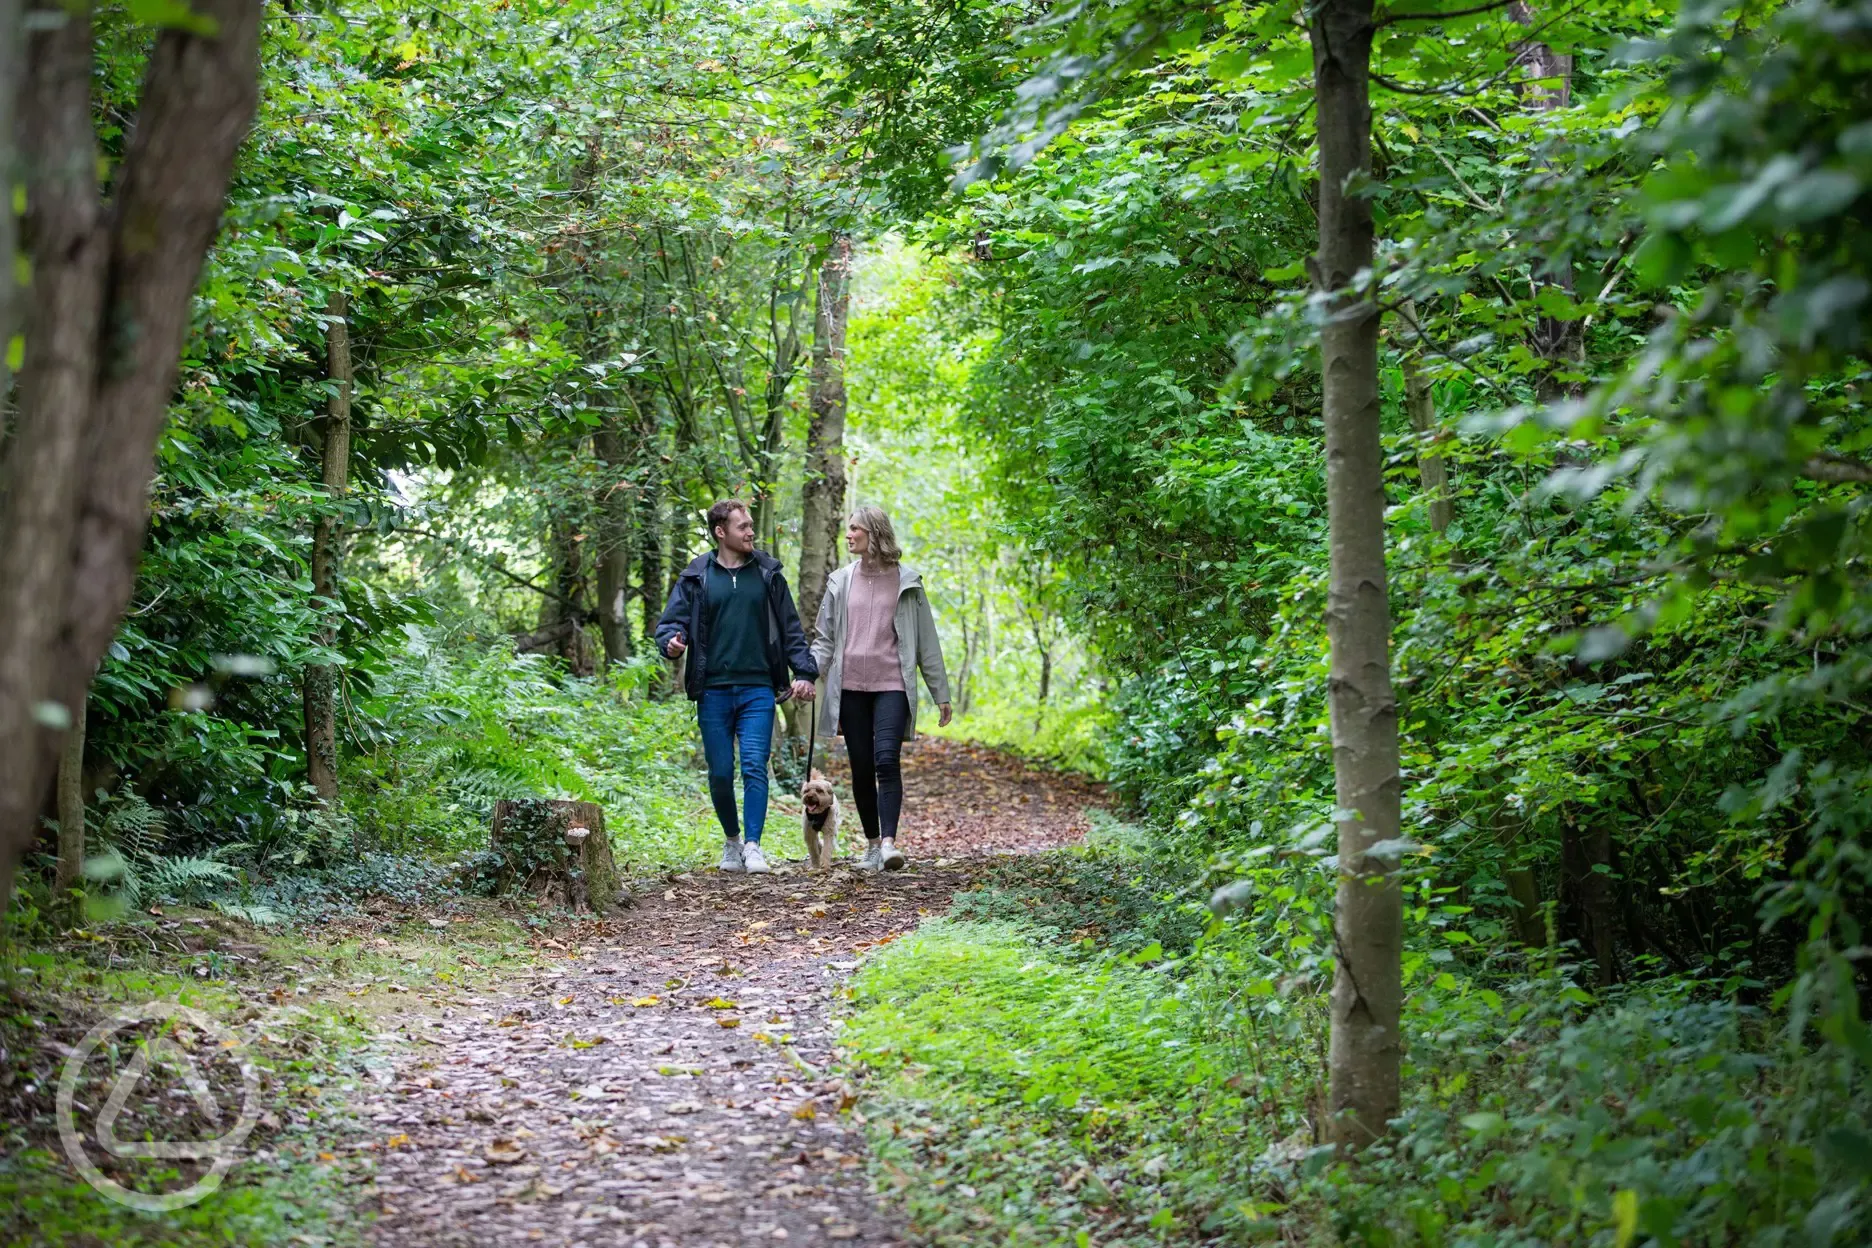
[[841, 690, 909, 842]]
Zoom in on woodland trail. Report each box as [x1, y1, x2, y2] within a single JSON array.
[[359, 737, 1104, 1247]]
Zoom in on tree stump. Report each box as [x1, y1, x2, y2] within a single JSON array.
[[488, 799, 621, 913]]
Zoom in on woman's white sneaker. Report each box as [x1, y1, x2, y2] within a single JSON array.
[[859, 842, 883, 872], [880, 841, 907, 871], [718, 840, 746, 872], [742, 842, 771, 874]]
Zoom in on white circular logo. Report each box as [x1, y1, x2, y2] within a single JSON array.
[[55, 1000, 261, 1211]]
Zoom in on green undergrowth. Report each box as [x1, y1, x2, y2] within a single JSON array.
[[343, 632, 720, 870], [843, 843, 1872, 1246], [0, 907, 544, 1247], [932, 695, 1114, 780]]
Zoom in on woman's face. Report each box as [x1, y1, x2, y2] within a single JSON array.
[[845, 522, 869, 556]]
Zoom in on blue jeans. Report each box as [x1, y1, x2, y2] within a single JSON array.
[[697, 684, 775, 843]]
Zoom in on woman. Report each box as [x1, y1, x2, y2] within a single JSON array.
[[810, 506, 951, 872]]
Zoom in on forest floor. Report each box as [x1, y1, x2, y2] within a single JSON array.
[[356, 736, 1104, 1247]]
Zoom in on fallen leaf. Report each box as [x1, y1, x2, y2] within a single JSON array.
[[791, 1101, 817, 1121], [631, 995, 660, 1007], [702, 997, 738, 1009], [484, 1138, 528, 1165], [716, 1017, 741, 1029]]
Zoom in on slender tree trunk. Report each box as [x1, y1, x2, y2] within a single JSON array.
[[55, 691, 85, 896], [638, 421, 663, 646], [536, 512, 593, 676], [1399, 300, 1450, 534], [1561, 811, 1618, 988], [1511, 1, 1582, 404], [0, 0, 261, 909], [0, 0, 21, 412], [798, 234, 852, 644], [304, 291, 352, 803], [1311, 0, 1403, 1152], [594, 419, 635, 669]]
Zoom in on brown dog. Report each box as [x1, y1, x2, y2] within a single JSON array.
[[801, 771, 840, 870]]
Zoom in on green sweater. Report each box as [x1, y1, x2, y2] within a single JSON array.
[[704, 557, 770, 687]]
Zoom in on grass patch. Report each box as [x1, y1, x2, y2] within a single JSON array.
[[841, 918, 1281, 1246], [841, 892, 1872, 1246]]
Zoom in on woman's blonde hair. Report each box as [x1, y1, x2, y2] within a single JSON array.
[[849, 505, 902, 565]]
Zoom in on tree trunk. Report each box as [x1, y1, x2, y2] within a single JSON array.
[[1560, 811, 1617, 988], [638, 426, 663, 646], [55, 691, 85, 896], [537, 513, 594, 676], [1506, 865, 1547, 946], [1511, 1, 1582, 404], [798, 234, 852, 646], [304, 290, 352, 803], [0, 0, 21, 412], [1311, 0, 1403, 1153], [1399, 299, 1450, 535], [0, 0, 263, 910], [594, 420, 635, 670]]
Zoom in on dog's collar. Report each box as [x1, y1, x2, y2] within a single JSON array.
[[806, 807, 830, 830]]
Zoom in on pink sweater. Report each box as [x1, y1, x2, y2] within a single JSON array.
[[842, 566, 904, 692]]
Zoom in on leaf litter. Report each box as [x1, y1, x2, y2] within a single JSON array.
[[355, 737, 1100, 1246]]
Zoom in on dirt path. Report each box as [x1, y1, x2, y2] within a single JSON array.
[[360, 738, 1102, 1247]]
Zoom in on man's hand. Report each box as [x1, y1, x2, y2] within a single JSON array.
[[789, 679, 816, 701], [938, 702, 953, 728], [664, 630, 687, 658]]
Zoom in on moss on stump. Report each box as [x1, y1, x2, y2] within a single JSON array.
[[488, 799, 621, 913]]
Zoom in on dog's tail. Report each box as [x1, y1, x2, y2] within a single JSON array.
[[808, 768, 827, 782]]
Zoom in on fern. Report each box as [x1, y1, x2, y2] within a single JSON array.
[[97, 791, 168, 859], [211, 899, 283, 926], [144, 855, 239, 901]]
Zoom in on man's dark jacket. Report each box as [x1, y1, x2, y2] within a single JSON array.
[[654, 551, 819, 702]]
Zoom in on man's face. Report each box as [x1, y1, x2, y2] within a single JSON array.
[[716, 507, 756, 556]]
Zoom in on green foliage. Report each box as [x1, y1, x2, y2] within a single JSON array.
[[845, 918, 1278, 1246], [846, 902, 1872, 1245], [342, 628, 715, 869]]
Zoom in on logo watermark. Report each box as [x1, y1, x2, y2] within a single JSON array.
[[55, 1000, 261, 1211]]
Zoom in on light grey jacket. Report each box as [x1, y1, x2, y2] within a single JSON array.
[[810, 562, 950, 741]]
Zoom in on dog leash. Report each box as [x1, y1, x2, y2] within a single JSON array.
[[804, 697, 818, 779]]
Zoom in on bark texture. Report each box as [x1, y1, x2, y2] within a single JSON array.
[[305, 290, 352, 802], [798, 235, 853, 644], [1311, 0, 1404, 1151], [594, 419, 636, 669], [0, 1, 263, 907], [0, 0, 21, 407], [1399, 300, 1450, 535], [489, 799, 621, 913], [55, 692, 85, 894]]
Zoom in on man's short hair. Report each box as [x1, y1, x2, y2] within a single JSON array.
[[707, 499, 751, 541]]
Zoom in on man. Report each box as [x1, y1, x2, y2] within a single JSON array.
[[655, 500, 817, 874]]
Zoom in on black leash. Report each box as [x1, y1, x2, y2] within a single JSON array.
[[804, 696, 818, 780]]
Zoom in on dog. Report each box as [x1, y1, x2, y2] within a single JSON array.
[[801, 771, 840, 870]]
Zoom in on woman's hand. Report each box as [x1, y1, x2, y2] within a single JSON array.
[[938, 702, 953, 728], [790, 679, 816, 701]]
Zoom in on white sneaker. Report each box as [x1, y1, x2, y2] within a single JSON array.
[[880, 840, 907, 872], [859, 842, 883, 873], [718, 839, 745, 872], [742, 842, 771, 874]]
